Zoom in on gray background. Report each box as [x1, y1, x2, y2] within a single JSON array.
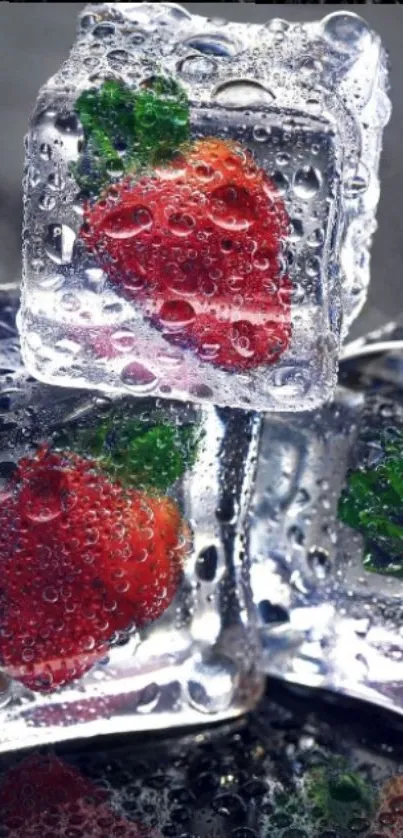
[[1, 3, 402, 339]]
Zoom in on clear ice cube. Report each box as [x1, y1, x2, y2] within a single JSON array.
[[250, 373, 403, 715], [0, 301, 262, 753], [19, 4, 390, 411]]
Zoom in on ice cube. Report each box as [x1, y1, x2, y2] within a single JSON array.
[[250, 375, 403, 715], [0, 298, 262, 752], [19, 4, 390, 411]]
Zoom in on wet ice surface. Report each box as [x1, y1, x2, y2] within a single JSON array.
[[250, 360, 403, 715], [19, 3, 390, 411], [0, 300, 262, 752], [1, 680, 403, 837]]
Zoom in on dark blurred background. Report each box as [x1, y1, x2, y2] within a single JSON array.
[[1, 3, 402, 339]]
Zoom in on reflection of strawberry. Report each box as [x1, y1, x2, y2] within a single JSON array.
[[81, 138, 291, 372], [374, 775, 403, 836], [0, 447, 187, 693], [0, 753, 160, 836]]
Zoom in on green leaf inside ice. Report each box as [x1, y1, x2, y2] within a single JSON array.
[[338, 429, 403, 576], [56, 411, 201, 494], [72, 76, 189, 196]]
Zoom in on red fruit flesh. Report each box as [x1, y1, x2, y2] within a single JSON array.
[[0, 753, 160, 837], [81, 138, 291, 372], [0, 447, 187, 692]]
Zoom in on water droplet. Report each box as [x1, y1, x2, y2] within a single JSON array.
[[39, 143, 52, 161], [103, 206, 153, 239], [307, 228, 324, 248], [178, 55, 217, 80], [196, 545, 218, 582], [265, 19, 289, 35], [44, 224, 76, 265], [47, 171, 65, 192], [289, 218, 304, 241], [61, 292, 81, 312], [107, 49, 129, 69], [276, 152, 290, 167], [322, 12, 372, 53], [92, 23, 116, 41], [208, 184, 256, 231], [183, 34, 238, 58], [189, 383, 213, 400], [159, 299, 196, 330], [287, 525, 305, 547], [344, 163, 369, 198], [54, 112, 83, 139], [80, 13, 99, 31], [167, 212, 196, 237], [307, 547, 332, 579], [271, 171, 289, 195], [273, 367, 310, 397], [38, 194, 56, 211], [293, 166, 322, 199], [252, 125, 270, 143], [212, 80, 274, 108], [121, 362, 158, 393], [136, 683, 160, 713], [186, 654, 238, 714], [110, 330, 136, 353], [130, 29, 147, 46], [305, 256, 321, 277]]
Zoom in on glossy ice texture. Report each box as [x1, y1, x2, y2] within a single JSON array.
[[250, 375, 403, 715], [19, 4, 390, 411], [0, 306, 262, 753]]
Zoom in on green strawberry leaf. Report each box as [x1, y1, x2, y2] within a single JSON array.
[[304, 758, 375, 834], [55, 413, 201, 494], [72, 76, 189, 196], [338, 429, 403, 573]]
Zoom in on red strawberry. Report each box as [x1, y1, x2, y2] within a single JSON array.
[[0, 753, 160, 837], [0, 447, 188, 693], [81, 138, 291, 372]]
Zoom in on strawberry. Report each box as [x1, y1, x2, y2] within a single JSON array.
[[81, 137, 291, 372], [0, 753, 160, 837], [0, 446, 188, 692]]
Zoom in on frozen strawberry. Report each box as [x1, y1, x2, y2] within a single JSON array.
[[0, 753, 160, 837], [81, 137, 291, 372], [0, 447, 188, 692]]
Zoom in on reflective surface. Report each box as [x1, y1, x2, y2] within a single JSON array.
[[251, 332, 403, 714], [1, 679, 403, 836], [0, 296, 262, 751]]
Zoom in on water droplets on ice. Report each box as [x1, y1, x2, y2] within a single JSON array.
[[44, 224, 76, 265], [212, 80, 275, 108]]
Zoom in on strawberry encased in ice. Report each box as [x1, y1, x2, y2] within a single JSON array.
[[81, 137, 291, 372], [0, 447, 187, 692]]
